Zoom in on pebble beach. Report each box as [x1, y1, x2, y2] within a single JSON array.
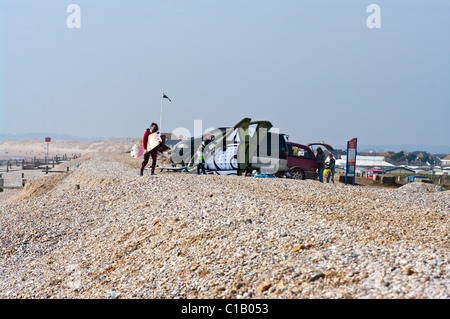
[[0, 152, 449, 299]]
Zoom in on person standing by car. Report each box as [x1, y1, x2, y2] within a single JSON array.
[[325, 153, 336, 184], [316, 147, 326, 182], [196, 132, 213, 175]]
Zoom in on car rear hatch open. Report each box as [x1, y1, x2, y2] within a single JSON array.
[[307, 142, 334, 156]]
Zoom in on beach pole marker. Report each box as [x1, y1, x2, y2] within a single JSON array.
[[45, 137, 51, 174]]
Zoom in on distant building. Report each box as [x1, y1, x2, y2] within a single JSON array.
[[336, 155, 394, 169], [382, 151, 395, 159], [384, 166, 415, 175], [429, 168, 450, 175], [440, 154, 450, 166]]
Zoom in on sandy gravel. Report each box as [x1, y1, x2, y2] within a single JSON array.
[[0, 152, 449, 299]]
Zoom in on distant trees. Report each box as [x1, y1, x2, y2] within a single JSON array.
[[390, 151, 405, 162], [405, 153, 418, 163]]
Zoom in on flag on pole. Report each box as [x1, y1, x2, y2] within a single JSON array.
[[162, 93, 172, 102], [160, 91, 171, 132]]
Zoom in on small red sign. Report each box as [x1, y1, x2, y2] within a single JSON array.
[[348, 138, 357, 149], [45, 137, 51, 142]]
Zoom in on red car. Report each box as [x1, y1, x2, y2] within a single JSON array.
[[286, 142, 334, 180]]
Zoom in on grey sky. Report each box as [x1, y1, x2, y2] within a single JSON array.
[[1, 0, 449, 149]]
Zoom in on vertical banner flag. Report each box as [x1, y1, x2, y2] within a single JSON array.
[[345, 138, 357, 185]]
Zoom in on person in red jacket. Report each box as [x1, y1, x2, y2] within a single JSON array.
[[140, 122, 159, 176]]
